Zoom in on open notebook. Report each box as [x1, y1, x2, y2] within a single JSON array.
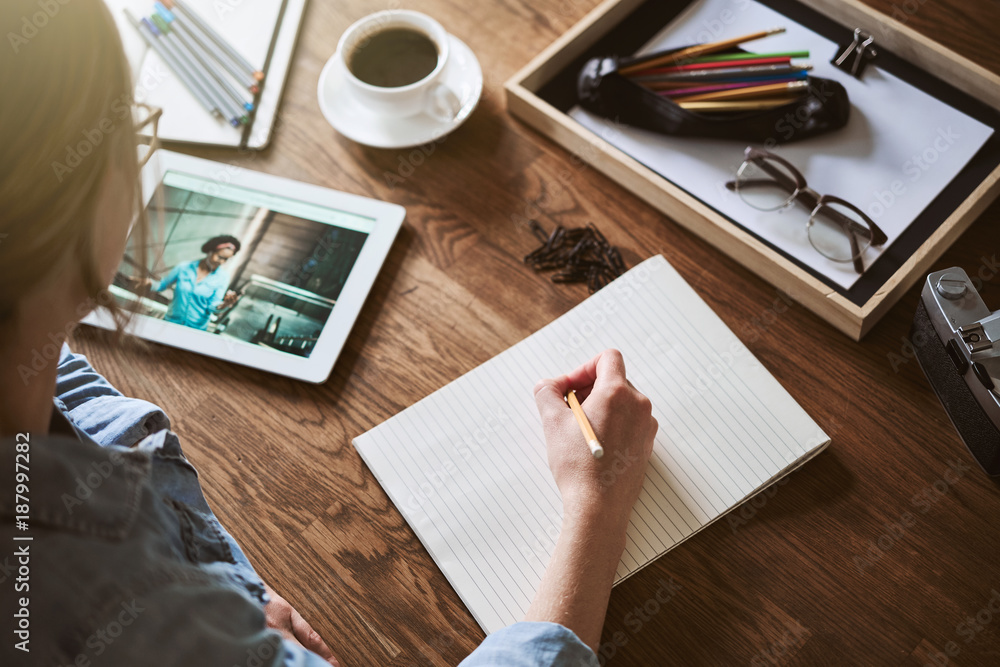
[[354, 255, 829, 634]]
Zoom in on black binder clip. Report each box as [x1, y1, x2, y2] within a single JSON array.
[[832, 28, 878, 78]]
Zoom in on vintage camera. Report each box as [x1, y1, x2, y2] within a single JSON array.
[[913, 267, 1000, 476]]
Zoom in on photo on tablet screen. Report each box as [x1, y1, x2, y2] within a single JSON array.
[[111, 171, 374, 358]]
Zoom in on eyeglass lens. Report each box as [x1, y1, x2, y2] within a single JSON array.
[[734, 157, 798, 211], [735, 153, 875, 263], [808, 202, 873, 262]]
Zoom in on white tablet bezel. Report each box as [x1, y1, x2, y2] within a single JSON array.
[[83, 150, 404, 383]]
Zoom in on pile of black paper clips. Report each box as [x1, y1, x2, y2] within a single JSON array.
[[524, 220, 627, 293]]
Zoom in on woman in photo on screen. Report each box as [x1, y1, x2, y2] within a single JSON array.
[[141, 236, 243, 329], [0, 2, 656, 666]]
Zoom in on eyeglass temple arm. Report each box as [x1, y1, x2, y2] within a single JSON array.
[[725, 157, 799, 194], [821, 194, 888, 245], [847, 230, 864, 274]]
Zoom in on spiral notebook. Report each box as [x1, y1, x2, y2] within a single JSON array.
[[354, 255, 830, 634]]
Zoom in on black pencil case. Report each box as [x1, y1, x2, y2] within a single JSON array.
[[576, 51, 851, 144]]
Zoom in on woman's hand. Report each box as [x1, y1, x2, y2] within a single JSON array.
[[128, 276, 153, 292], [263, 584, 340, 666], [533, 348, 657, 538], [525, 349, 657, 652], [219, 289, 241, 309]]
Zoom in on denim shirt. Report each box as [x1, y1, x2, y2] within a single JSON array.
[[0, 345, 597, 666], [154, 260, 230, 330]]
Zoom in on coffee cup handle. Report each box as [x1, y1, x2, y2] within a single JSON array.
[[424, 83, 462, 122]]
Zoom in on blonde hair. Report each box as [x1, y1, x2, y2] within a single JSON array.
[[0, 0, 142, 328]]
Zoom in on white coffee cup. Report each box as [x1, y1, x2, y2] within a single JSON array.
[[336, 10, 461, 121]]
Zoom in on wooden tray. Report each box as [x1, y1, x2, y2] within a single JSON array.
[[505, 0, 1000, 340]]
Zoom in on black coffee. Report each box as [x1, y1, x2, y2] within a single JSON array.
[[349, 28, 439, 88]]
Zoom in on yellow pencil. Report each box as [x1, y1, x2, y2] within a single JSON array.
[[566, 390, 604, 459], [672, 80, 807, 103], [676, 96, 802, 111]]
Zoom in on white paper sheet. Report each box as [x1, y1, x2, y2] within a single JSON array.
[[569, 0, 994, 289], [354, 256, 829, 634]]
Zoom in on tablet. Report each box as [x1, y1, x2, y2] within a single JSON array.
[[84, 150, 404, 383]]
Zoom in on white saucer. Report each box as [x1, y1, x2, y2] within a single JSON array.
[[317, 34, 483, 149]]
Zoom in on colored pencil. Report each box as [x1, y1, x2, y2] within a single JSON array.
[[124, 10, 221, 120], [167, 0, 264, 82], [143, 15, 235, 124], [658, 75, 807, 97], [150, 14, 245, 125], [155, 5, 255, 112], [566, 390, 604, 459], [673, 80, 808, 103], [691, 50, 809, 63], [627, 56, 793, 76], [619, 27, 786, 74], [632, 63, 811, 82], [677, 97, 802, 111], [164, 2, 260, 92], [646, 72, 808, 92]]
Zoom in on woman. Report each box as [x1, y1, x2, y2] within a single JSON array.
[[0, 2, 657, 665], [143, 236, 242, 330]]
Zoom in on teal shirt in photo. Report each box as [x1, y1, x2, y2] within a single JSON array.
[[154, 259, 230, 330]]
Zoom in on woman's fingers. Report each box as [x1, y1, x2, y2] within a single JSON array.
[[291, 607, 339, 666], [263, 584, 340, 666], [535, 349, 631, 410]]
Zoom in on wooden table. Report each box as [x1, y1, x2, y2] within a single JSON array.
[[76, 0, 1000, 664]]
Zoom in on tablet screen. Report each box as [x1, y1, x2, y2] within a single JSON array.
[[111, 170, 374, 359]]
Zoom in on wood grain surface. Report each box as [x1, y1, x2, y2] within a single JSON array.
[[74, 0, 1000, 664]]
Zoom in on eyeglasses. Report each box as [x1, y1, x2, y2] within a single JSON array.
[[134, 103, 162, 170], [726, 147, 888, 274]]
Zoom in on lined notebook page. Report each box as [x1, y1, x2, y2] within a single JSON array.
[[354, 255, 828, 634]]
